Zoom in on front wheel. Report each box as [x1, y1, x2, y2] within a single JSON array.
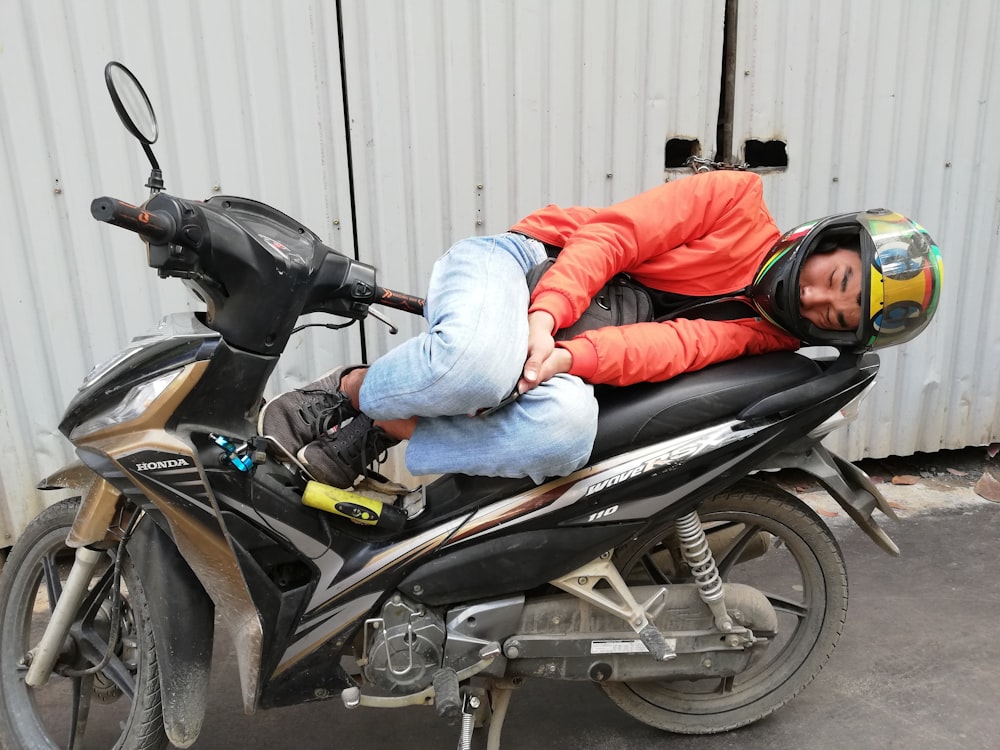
[[0, 498, 168, 750], [602, 481, 848, 734]]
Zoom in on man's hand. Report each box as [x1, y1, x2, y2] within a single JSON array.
[[519, 311, 572, 392]]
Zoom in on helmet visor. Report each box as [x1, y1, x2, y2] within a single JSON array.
[[862, 210, 943, 348]]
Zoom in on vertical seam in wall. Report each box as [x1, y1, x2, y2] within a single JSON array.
[[715, 0, 738, 162], [334, 0, 367, 361], [13, 2, 76, 481]]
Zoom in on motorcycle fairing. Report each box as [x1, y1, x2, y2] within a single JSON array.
[[395, 523, 646, 605], [113, 444, 265, 713], [254, 372, 876, 705], [217, 348, 878, 707], [51, 278, 883, 715], [59, 317, 219, 438]]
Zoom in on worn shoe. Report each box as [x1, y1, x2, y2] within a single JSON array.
[[297, 413, 400, 488], [258, 365, 365, 459]]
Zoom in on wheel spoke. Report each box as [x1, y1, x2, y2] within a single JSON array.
[[713, 522, 763, 579], [640, 553, 673, 585], [73, 624, 137, 699], [763, 591, 809, 620], [718, 675, 735, 695], [71, 564, 138, 699], [41, 550, 64, 611], [68, 674, 95, 750]]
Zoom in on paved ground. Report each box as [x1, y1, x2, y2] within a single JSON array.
[[185, 449, 1000, 750]]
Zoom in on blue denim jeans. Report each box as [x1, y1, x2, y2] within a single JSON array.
[[359, 233, 598, 482]]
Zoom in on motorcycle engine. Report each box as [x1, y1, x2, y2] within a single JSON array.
[[362, 594, 445, 693]]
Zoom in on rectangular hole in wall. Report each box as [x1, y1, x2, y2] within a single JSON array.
[[664, 138, 701, 169], [743, 139, 788, 170]]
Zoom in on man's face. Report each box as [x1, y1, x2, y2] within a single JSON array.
[[798, 248, 863, 331]]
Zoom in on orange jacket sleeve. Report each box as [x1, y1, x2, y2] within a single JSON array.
[[523, 171, 776, 329], [558, 318, 801, 386]]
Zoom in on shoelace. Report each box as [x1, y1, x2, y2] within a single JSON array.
[[320, 416, 396, 476], [297, 390, 357, 441]]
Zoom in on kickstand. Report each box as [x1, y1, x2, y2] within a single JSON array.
[[485, 684, 514, 750]]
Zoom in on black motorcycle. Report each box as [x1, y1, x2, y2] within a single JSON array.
[[0, 62, 902, 750]]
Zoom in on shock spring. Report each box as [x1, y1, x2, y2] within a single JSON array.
[[675, 510, 733, 631]]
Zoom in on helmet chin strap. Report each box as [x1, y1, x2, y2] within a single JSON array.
[[801, 321, 862, 348]]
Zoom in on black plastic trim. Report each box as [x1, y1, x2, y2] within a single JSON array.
[[398, 524, 644, 605]]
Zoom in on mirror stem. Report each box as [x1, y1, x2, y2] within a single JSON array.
[[146, 168, 164, 195], [142, 143, 163, 193]]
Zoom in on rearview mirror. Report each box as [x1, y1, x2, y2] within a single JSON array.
[[104, 61, 158, 145]]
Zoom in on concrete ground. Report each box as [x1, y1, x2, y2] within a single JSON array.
[[184, 448, 1000, 750]]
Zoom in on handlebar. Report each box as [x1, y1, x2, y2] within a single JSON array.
[[93, 192, 427, 320], [91, 196, 175, 243], [374, 286, 425, 316]]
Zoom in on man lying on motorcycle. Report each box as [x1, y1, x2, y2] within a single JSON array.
[[259, 170, 942, 488]]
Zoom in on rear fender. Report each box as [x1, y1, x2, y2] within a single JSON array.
[[766, 443, 900, 556], [129, 514, 215, 748]]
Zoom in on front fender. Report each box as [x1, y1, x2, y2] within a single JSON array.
[[37, 461, 97, 492], [129, 514, 215, 749], [38, 462, 122, 549]]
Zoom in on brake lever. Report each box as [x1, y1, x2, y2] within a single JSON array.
[[367, 307, 399, 335]]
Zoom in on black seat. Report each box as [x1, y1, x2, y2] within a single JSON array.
[[421, 352, 825, 521], [589, 352, 822, 462]]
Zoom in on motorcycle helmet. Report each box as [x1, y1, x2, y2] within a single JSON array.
[[749, 209, 943, 350]]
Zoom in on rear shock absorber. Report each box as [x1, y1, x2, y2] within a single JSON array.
[[675, 511, 734, 632]]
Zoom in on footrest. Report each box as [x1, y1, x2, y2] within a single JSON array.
[[638, 623, 677, 662], [432, 667, 461, 724]]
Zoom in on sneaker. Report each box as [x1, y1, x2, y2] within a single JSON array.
[[297, 413, 400, 488], [258, 365, 365, 459]]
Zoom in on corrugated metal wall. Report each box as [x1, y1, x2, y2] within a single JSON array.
[[0, 0, 363, 542], [731, 0, 1000, 457], [340, 0, 725, 351], [0, 0, 996, 542]]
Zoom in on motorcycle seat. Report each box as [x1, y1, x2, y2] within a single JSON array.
[[419, 352, 829, 521], [589, 352, 822, 462]]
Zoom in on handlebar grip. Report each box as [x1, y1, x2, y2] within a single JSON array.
[[375, 287, 425, 316], [91, 196, 175, 243]]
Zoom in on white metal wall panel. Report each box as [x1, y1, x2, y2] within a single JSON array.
[[732, 0, 1000, 459], [338, 0, 726, 353], [0, 0, 359, 542], [3, 0, 996, 542]]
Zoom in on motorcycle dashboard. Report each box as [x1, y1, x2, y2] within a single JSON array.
[[138, 192, 374, 354], [211, 197, 319, 270]]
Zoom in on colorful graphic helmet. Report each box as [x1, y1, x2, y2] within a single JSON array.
[[748, 209, 943, 350]]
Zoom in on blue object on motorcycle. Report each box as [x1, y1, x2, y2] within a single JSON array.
[[211, 433, 253, 471]]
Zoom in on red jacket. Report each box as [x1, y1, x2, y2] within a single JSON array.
[[510, 171, 801, 386]]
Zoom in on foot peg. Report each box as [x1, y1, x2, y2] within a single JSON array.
[[637, 622, 677, 661], [432, 667, 461, 724], [550, 554, 676, 659]]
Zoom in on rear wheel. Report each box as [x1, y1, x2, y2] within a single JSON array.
[[0, 498, 168, 750], [601, 482, 848, 734]]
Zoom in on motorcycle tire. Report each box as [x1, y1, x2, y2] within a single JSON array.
[[0, 498, 168, 750], [602, 480, 848, 734]]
